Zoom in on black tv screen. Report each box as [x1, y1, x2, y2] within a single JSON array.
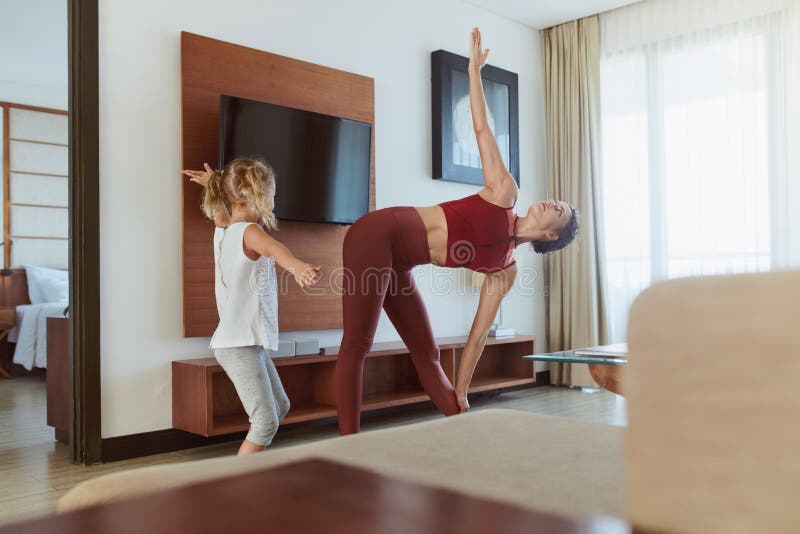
[[218, 95, 372, 224]]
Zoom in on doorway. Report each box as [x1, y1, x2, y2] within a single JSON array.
[[0, 0, 100, 466]]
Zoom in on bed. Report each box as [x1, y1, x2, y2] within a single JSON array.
[[9, 302, 67, 370], [4, 266, 69, 371]]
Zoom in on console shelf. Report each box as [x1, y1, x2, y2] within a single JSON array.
[[172, 335, 535, 437]]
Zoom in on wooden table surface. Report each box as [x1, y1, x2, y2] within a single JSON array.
[[0, 459, 631, 534]]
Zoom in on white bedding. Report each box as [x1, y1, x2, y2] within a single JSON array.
[[10, 302, 67, 370]]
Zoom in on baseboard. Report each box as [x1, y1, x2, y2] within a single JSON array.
[[101, 428, 248, 463], [101, 375, 550, 463]]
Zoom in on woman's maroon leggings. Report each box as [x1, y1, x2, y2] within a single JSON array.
[[334, 206, 460, 434]]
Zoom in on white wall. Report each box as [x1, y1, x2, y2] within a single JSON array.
[[0, 0, 68, 109], [99, 0, 548, 438]]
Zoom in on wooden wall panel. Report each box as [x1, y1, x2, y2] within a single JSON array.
[[181, 32, 375, 337]]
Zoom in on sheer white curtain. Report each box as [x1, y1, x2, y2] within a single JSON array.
[[599, 0, 799, 342]]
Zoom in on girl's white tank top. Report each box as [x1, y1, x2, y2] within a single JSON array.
[[209, 222, 279, 351]]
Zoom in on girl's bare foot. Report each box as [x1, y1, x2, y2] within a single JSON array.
[[237, 438, 265, 456]]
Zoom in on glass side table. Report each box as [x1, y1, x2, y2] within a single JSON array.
[[522, 345, 628, 395]]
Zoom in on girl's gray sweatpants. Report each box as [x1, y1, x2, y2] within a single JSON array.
[[212, 345, 290, 446]]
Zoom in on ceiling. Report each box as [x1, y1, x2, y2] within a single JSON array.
[[0, 0, 638, 93], [461, 0, 642, 30], [0, 0, 68, 89]]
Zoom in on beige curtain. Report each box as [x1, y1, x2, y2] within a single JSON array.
[[541, 16, 610, 387]]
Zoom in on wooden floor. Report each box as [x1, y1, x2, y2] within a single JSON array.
[[0, 374, 626, 528]]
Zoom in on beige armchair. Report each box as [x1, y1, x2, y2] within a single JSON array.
[[625, 271, 800, 533]]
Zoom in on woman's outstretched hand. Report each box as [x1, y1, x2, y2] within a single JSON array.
[[182, 163, 216, 188], [469, 27, 490, 72]]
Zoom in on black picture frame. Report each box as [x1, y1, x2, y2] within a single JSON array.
[[431, 49, 519, 186]]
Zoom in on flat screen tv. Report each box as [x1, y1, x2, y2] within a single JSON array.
[[218, 95, 372, 225]]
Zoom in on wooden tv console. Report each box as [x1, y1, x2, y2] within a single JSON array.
[[172, 335, 535, 436]]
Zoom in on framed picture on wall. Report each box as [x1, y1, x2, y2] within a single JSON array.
[[431, 49, 519, 186]]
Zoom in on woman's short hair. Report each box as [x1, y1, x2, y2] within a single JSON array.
[[531, 205, 580, 254]]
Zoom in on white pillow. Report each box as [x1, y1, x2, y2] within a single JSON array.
[[24, 265, 68, 304], [37, 274, 69, 303]]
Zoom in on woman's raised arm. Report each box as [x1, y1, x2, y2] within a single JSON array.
[[468, 28, 517, 200]]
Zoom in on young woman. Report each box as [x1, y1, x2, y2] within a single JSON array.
[[184, 158, 321, 454], [334, 28, 580, 435]]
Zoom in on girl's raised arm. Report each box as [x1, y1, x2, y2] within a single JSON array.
[[183, 163, 231, 227]]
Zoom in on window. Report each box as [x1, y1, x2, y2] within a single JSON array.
[[600, 6, 787, 342]]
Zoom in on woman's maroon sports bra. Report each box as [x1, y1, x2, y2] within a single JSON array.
[[438, 193, 518, 273]]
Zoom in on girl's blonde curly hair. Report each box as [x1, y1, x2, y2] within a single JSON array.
[[201, 157, 278, 230]]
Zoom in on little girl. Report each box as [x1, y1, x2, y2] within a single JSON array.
[[184, 158, 321, 455]]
